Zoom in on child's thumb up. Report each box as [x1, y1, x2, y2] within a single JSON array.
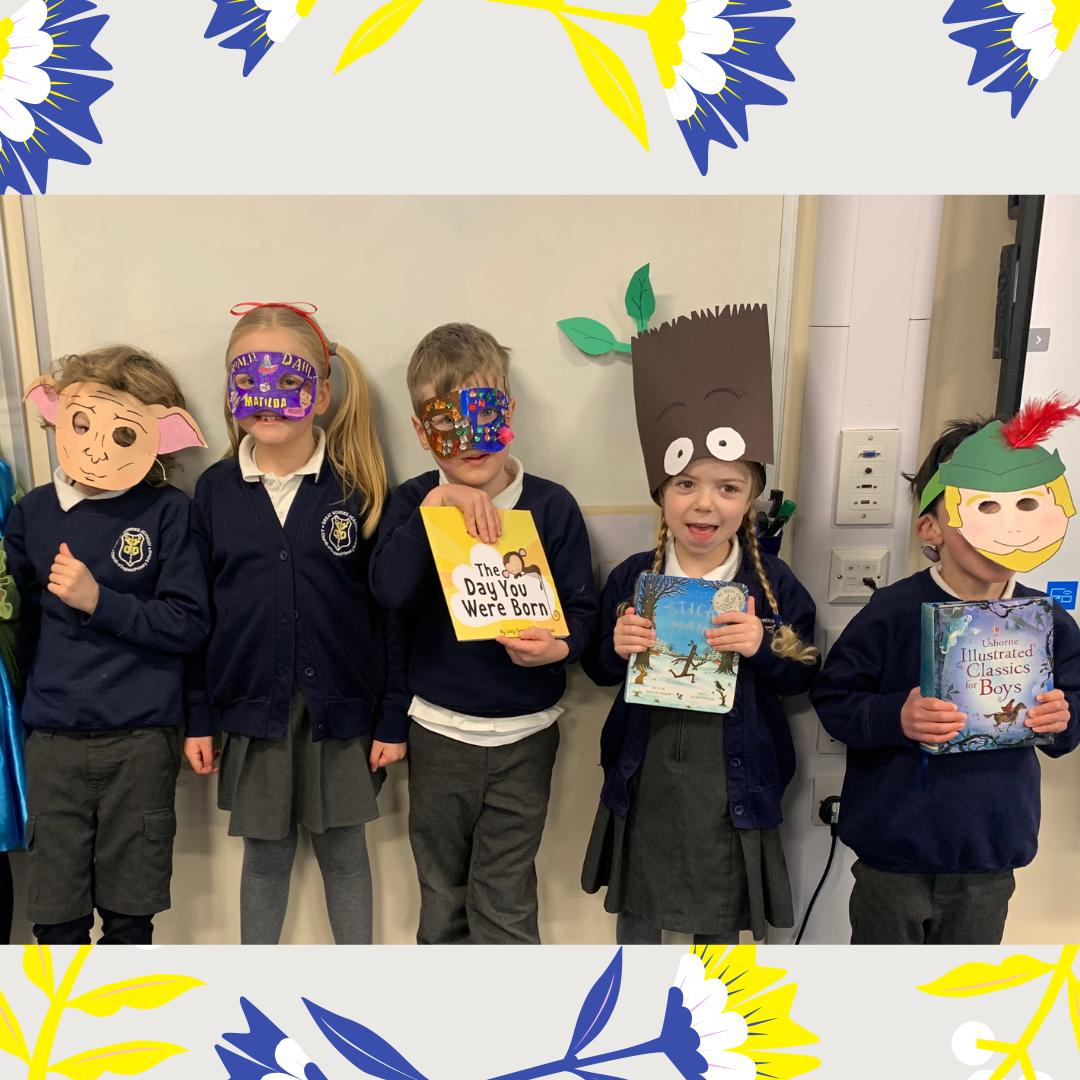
[[746, 595, 756, 617], [58, 542, 73, 559]]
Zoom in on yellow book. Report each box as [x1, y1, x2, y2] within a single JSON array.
[[420, 507, 566, 641]]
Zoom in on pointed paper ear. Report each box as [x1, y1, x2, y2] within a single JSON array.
[[23, 376, 59, 425], [150, 406, 208, 453]]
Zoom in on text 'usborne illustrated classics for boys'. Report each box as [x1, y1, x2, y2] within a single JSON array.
[[420, 507, 565, 641], [920, 596, 1054, 754], [624, 573, 749, 714]]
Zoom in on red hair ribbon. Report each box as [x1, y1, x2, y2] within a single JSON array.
[[230, 302, 333, 378]]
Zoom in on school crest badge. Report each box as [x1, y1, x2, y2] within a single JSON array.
[[111, 527, 153, 572], [321, 510, 357, 556]]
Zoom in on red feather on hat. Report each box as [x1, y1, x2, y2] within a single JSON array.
[[1000, 393, 1080, 450]]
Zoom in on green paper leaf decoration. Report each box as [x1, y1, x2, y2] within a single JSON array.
[[624, 263, 655, 332], [557, 318, 620, 356]]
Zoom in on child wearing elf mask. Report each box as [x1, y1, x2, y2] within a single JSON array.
[[7, 346, 209, 945], [369, 323, 599, 944], [183, 302, 407, 945], [581, 305, 818, 945], [811, 401, 1080, 944]]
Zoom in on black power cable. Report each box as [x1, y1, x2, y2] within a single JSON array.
[[795, 795, 840, 944]]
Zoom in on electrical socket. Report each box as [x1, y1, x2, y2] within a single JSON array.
[[811, 775, 844, 826], [816, 723, 846, 755]]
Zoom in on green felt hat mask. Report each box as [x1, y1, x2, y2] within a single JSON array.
[[918, 404, 1079, 573]]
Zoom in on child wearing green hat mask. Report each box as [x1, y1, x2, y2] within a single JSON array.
[[810, 399, 1080, 945]]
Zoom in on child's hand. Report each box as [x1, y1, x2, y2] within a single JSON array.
[[614, 607, 656, 660], [900, 687, 967, 743], [184, 736, 219, 775], [1026, 689, 1071, 733], [369, 740, 407, 771], [422, 484, 501, 544], [706, 596, 764, 657], [498, 627, 569, 667], [48, 543, 99, 615]]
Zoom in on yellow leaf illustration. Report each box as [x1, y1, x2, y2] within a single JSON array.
[[0, 988, 28, 1063], [727, 983, 820, 1051], [23, 946, 54, 999], [698, 945, 786, 1008], [554, 15, 649, 150], [917, 954, 1056, 997], [739, 1051, 821, 1080], [336, 0, 425, 72], [67, 975, 205, 1017], [48, 1042, 186, 1079]]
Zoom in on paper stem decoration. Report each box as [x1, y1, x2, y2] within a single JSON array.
[[558, 264, 654, 357]]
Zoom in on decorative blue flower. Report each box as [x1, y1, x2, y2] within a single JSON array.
[[944, 1, 1078, 117], [651, 0, 794, 176], [0, 0, 112, 194], [657, 953, 753, 1080], [205, 1, 312, 76], [216, 998, 330, 1080]]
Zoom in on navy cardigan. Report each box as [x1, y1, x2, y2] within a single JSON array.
[[811, 570, 1080, 874], [186, 457, 409, 744], [369, 470, 599, 718], [584, 548, 818, 828], [6, 481, 209, 730]]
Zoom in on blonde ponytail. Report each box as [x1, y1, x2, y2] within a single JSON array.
[[222, 305, 387, 536], [741, 509, 818, 665], [325, 344, 386, 536]]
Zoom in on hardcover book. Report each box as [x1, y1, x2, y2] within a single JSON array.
[[919, 596, 1054, 754], [624, 573, 748, 714], [420, 507, 565, 642]]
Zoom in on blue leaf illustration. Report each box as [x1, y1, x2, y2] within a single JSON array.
[[216, 1045, 276, 1080], [304, 999, 429, 1080], [222, 998, 289, 1069], [566, 949, 623, 1058]]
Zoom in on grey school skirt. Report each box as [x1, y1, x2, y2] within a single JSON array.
[[217, 683, 382, 841], [581, 707, 793, 941]]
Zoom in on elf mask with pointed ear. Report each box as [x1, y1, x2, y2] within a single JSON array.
[[919, 395, 1080, 573], [24, 376, 207, 491]]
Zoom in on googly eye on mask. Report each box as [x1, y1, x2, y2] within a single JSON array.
[[420, 387, 514, 459], [228, 352, 318, 420]]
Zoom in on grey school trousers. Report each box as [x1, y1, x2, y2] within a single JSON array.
[[408, 721, 560, 944], [849, 859, 1015, 944]]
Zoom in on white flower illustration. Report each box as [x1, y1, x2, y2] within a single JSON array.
[[668, 952, 754, 1080], [662, 0, 735, 121], [264, 0, 309, 43], [1005, 1, 1074, 80], [0, 0, 52, 142]]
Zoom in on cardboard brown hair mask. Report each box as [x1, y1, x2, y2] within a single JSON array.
[[24, 375, 207, 491], [631, 304, 774, 496]]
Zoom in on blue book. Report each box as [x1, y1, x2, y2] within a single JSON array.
[[920, 596, 1054, 754], [624, 573, 749, 714]]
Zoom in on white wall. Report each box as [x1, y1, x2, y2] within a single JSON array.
[[775, 196, 943, 944], [9, 195, 787, 943]]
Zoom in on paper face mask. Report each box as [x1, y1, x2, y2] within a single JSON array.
[[419, 387, 514, 459], [25, 377, 207, 491], [920, 399, 1080, 573], [630, 304, 774, 496], [228, 351, 318, 419]]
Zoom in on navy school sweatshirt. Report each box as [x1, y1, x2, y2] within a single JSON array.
[[584, 548, 818, 828], [810, 570, 1080, 874], [368, 470, 599, 717], [5, 481, 209, 730], [186, 457, 409, 744]]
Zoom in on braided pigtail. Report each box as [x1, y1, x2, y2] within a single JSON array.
[[741, 510, 818, 665], [617, 515, 670, 617]]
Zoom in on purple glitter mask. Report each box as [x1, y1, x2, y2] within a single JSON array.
[[228, 352, 318, 420]]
